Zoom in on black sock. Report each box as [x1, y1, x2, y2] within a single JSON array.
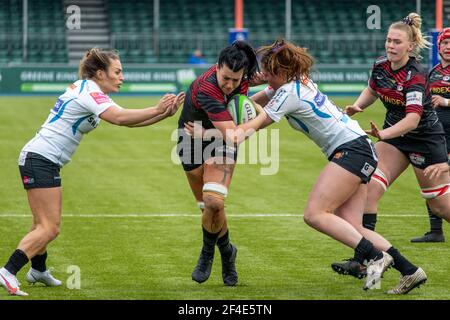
[[363, 213, 377, 231], [4, 249, 29, 276], [354, 238, 382, 264], [217, 230, 232, 257], [202, 227, 219, 258], [31, 251, 48, 272], [387, 247, 418, 276], [426, 203, 443, 233]]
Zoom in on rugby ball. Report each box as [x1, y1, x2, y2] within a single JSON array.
[[226, 95, 257, 125]]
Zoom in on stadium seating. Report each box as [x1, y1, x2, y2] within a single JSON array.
[[0, 0, 67, 63], [107, 0, 439, 65], [0, 0, 445, 64]]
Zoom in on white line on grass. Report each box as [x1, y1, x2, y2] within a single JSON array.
[[0, 213, 428, 218]]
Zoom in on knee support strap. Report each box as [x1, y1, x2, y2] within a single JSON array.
[[421, 184, 450, 200], [203, 182, 228, 199], [371, 168, 389, 191]]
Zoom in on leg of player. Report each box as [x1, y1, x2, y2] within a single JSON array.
[[332, 142, 409, 277], [303, 162, 392, 291], [364, 142, 410, 231], [410, 203, 445, 242], [414, 165, 450, 224], [335, 186, 426, 294], [185, 165, 214, 284], [0, 188, 62, 296], [202, 159, 237, 286]]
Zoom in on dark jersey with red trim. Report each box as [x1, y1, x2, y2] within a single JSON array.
[[429, 63, 450, 146], [369, 56, 442, 138], [429, 63, 450, 98], [178, 64, 249, 129]]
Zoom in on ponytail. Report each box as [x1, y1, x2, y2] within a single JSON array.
[[79, 48, 120, 79], [390, 12, 431, 59]]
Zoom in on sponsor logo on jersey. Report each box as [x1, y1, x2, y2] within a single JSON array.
[[361, 162, 375, 177], [443, 76, 450, 81], [379, 94, 405, 106], [406, 91, 423, 106], [267, 89, 286, 109], [23, 176, 35, 184], [406, 70, 412, 81], [333, 151, 344, 159], [52, 99, 63, 112], [90, 92, 110, 105], [313, 91, 326, 106], [69, 83, 77, 90], [431, 87, 450, 94], [396, 84, 403, 91], [409, 153, 425, 166]]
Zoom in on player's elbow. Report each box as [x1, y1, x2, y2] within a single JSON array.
[[406, 113, 421, 131]]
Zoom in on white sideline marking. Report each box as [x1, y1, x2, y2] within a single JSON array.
[[0, 213, 427, 218]]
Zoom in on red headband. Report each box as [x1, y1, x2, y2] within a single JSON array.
[[438, 28, 450, 50]]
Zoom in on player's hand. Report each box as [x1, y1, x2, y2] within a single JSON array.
[[344, 105, 363, 116], [249, 72, 267, 87], [365, 121, 383, 140], [184, 121, 205, 139], [253, 101, 265, 115], [431, 95, 448, 108], [165, 92, 185, 116], [156, 94, 176, 113], [424, 162, 450, 180]]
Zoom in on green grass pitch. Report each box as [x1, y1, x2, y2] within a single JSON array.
[[1, 95, 449, 300]]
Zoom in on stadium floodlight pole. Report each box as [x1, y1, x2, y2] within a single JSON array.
[[285, 0, 292, 41], [153, 0, 160, 57], [22, 0, 28, 62], [235, 0, 243, 30], [229, 0, 248, 44], [430, 0, 443, 68]]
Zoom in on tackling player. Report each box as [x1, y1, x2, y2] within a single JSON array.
[[185, 39, 426, 294], [0, 48, 184, 297]]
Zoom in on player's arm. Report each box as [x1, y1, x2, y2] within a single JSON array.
[[345, 87, 378, 116], [127, 92, 185, 127], [100, 93, 179, 126], [211, 105, 273, 144], [366, 113, 421, 140], [250, 90, 270, 107]]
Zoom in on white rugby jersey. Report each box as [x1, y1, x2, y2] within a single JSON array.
[[20, 79, 115, 166], [264, 79, 366, 157]]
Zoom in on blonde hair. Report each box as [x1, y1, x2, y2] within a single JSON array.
[[389, 12, 431, 59], [79, 48, 120, 79], [256, 39, 314, 82]]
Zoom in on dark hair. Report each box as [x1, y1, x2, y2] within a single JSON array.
[[257, 38, 314, 82], [79, 48, 120, 79], [217, 40, 259, 80]]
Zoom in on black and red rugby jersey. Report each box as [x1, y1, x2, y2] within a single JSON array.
[[429, 63, 450, 138], [429, 63, 450, 99], [369, 56, 442, 137], [178, 64, 249, 129]]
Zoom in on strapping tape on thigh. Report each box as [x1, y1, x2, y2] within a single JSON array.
[[421, 184, 450, 199], [372, 168, 389, 191], [203, 182, 228, 198]]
